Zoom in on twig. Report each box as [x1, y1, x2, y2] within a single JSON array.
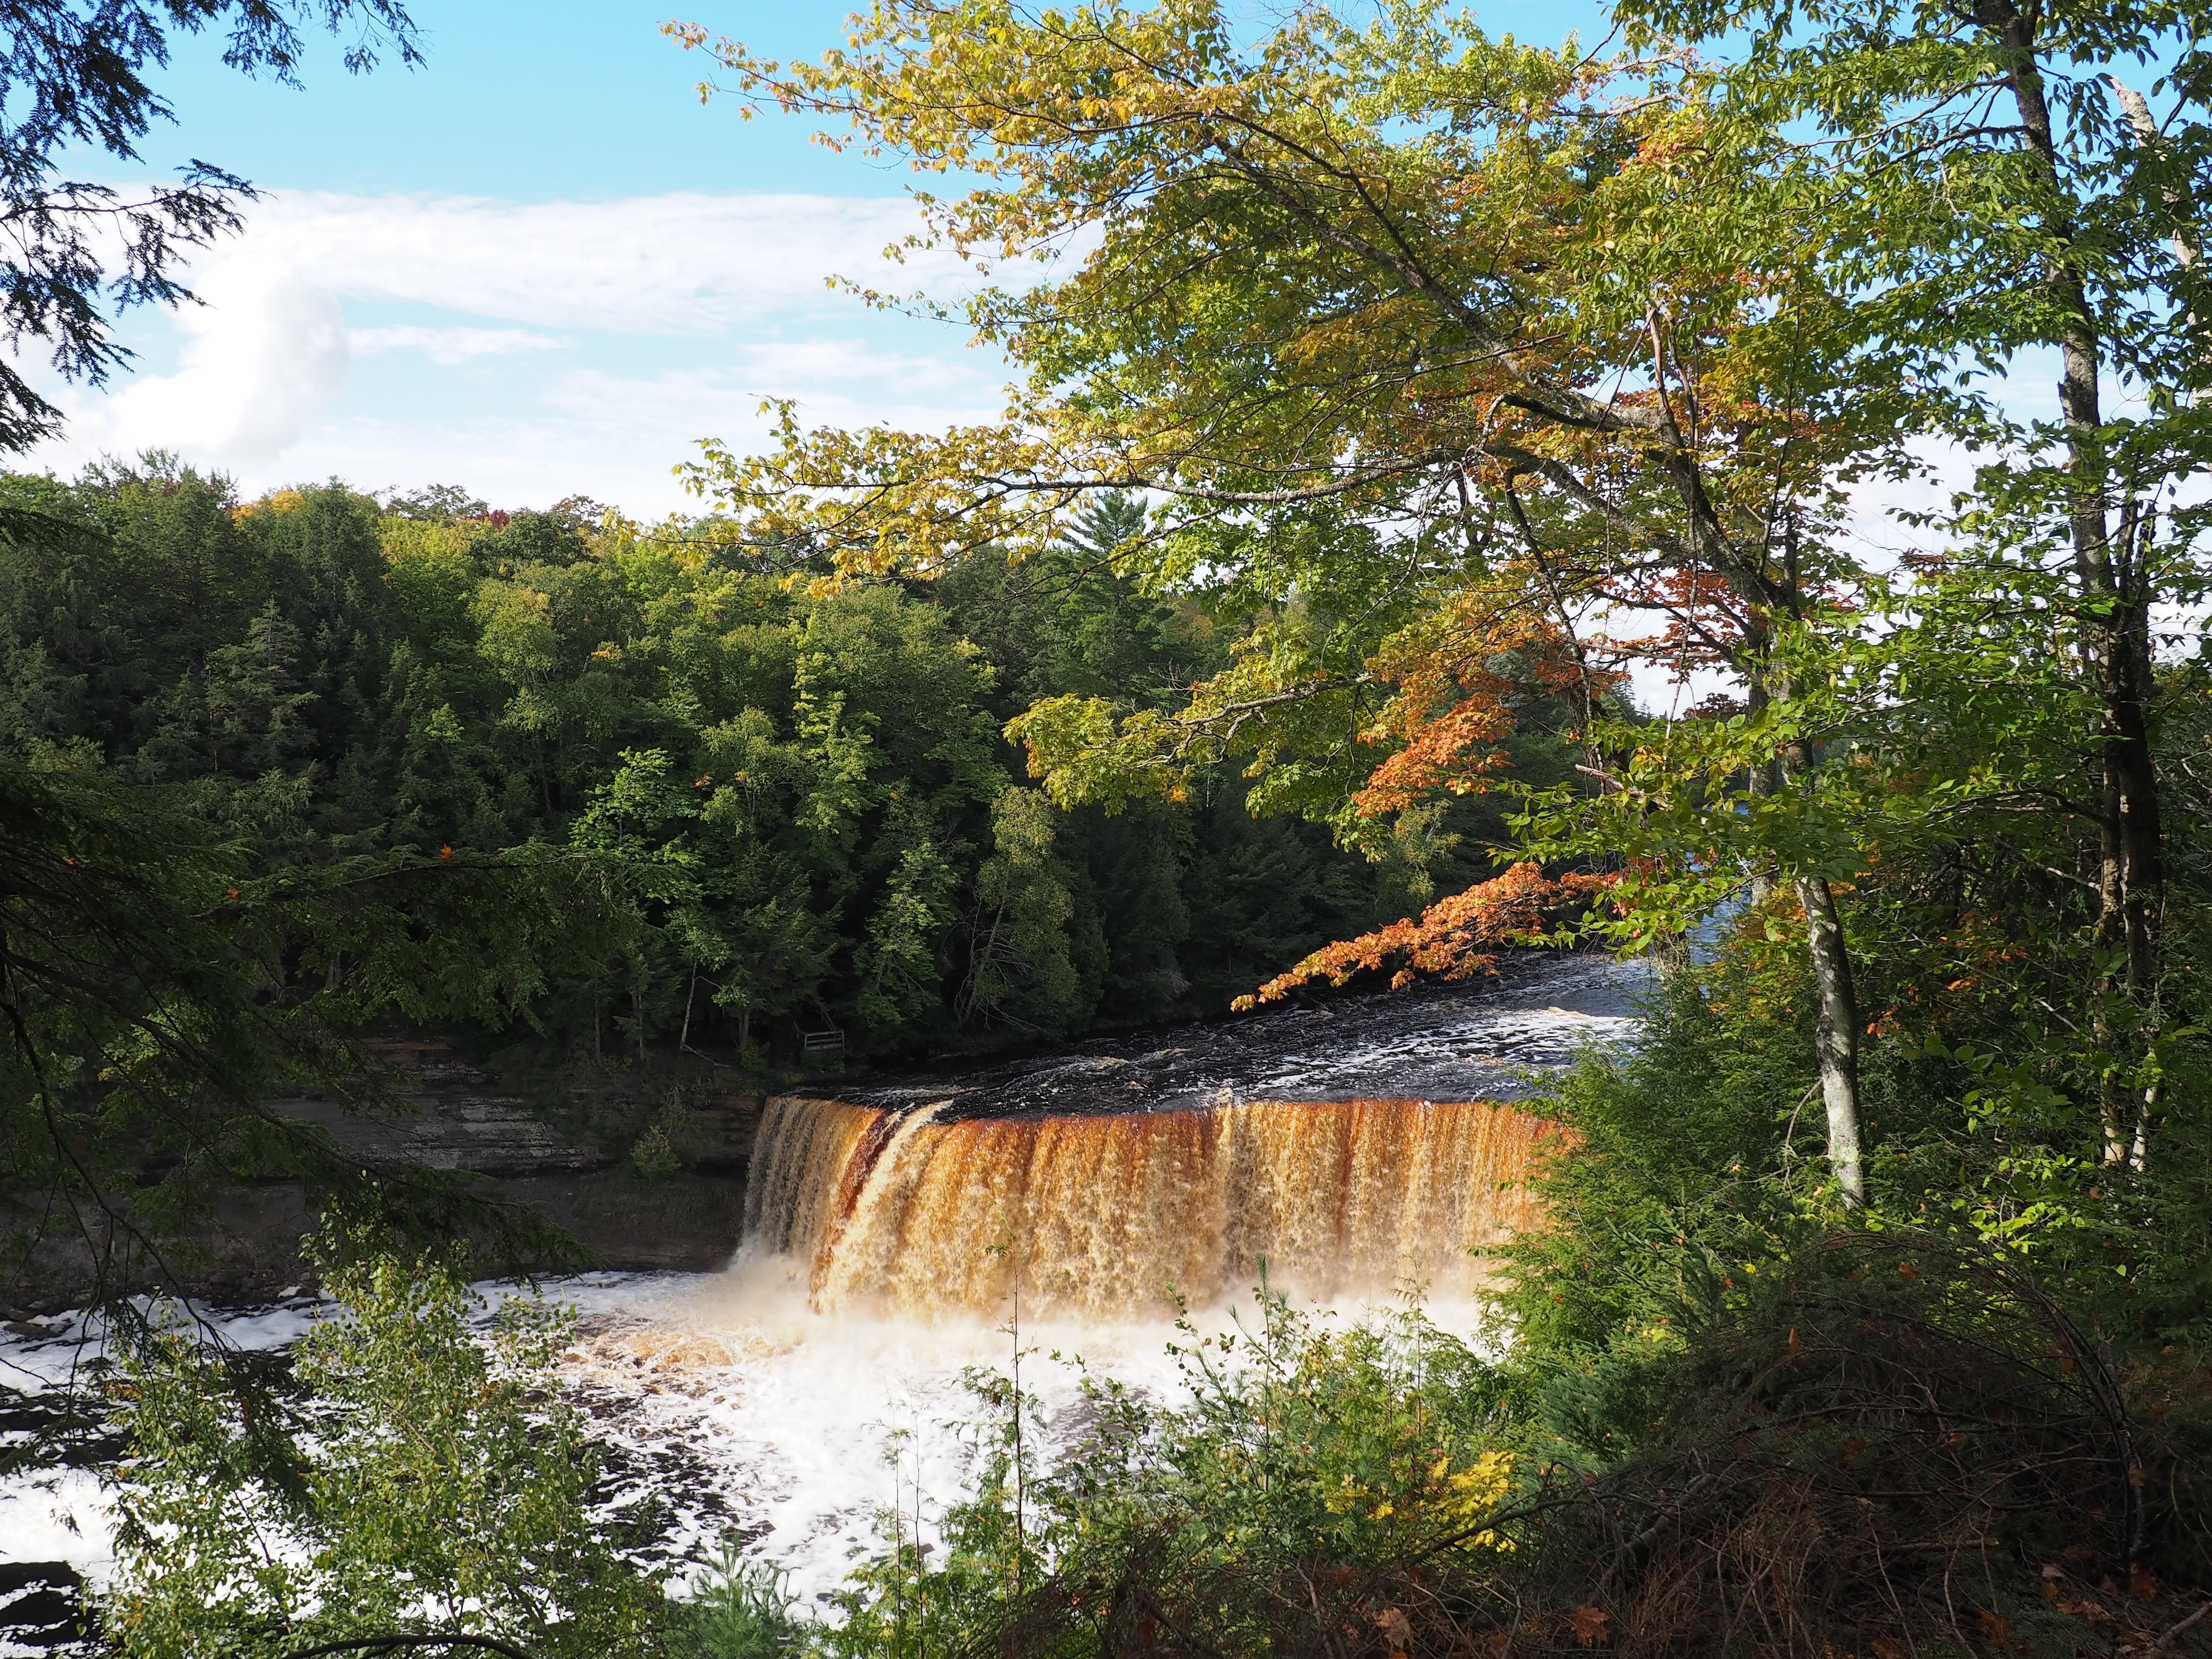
[[1778, 1081, 1820, 1166], [2152, 1599, 2212, 1656]]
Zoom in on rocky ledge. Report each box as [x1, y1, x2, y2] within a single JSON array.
[[1, 1046, 766, 1312]]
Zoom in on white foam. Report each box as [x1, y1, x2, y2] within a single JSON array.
[[551, 1259, 1494, 1604], [0, 1467, 108, 1580], [0, 1296, 328, 1587], [0, 1263, 1493, 1614]]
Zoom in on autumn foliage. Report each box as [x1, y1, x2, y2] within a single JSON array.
[[1351, 582, 1609, 819], [1236, 862, 1617, 1008]]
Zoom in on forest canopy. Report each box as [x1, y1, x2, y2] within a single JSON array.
[[0, 463, 1560, 1059]]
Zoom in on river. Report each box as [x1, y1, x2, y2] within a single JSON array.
[[0, 949, 1644, 1645]]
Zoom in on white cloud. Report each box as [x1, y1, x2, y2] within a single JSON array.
[[350, 324, 573, 363], [545, 352, 999, 427], [725, 337, 995, 393], [69, 263, 350, 464], [241, 343, 1009, 517], [22, 187, 1002, 493], [216, 189, 979, 334]]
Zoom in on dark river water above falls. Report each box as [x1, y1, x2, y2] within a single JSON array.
[[848, 947, 1650, 1117]]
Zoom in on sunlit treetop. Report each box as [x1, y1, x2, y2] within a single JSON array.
[[664, 0, 1932, 838]]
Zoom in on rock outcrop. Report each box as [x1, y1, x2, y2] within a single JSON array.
[[1, 1043, 767, 1311]]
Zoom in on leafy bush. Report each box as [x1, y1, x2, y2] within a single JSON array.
[[1497, 1232, 2212, 1658], [103, 1231, 664, 1659], [671, 1546, 814, 1659], [1477, 950, 2212, 1657]]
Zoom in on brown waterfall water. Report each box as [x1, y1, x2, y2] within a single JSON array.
[[744, 1095, 1559, 1319]]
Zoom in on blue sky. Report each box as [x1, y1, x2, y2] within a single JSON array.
[[25, 0, 1612, 515], [114, 2, 901, 198]]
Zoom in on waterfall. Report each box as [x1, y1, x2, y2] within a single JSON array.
[[741, 1095, 1560, 1318]]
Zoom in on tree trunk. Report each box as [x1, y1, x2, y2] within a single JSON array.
[[1796, 874, 1866, 1205], [1764, 649, 1865, 1201], [1984, 1, 2167, 1162]]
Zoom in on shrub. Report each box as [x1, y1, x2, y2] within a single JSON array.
[[102, 1231, 665, 1659]]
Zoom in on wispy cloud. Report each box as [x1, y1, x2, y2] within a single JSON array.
[[23, 188, 1005, 508], [222, 190, 981, 334], [350, 324, 574, 363], [250, 348, 1006, 517]]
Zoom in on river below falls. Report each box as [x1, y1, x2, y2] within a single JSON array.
[[0, 949, 1646, 1647]]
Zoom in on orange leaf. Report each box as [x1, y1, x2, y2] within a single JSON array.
[[1569, 1606, 1609, 1649]]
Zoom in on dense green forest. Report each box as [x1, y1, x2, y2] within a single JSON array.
[[0, 463, 1529, 1062]]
